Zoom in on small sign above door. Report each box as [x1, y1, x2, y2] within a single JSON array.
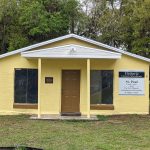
[[45, 77, 53, 84]]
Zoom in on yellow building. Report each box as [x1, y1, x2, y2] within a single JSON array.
[[0, 34, 149, 118]]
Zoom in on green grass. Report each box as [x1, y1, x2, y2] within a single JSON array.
[[96, 115, 109, 121], [0, 115, 150, 150]]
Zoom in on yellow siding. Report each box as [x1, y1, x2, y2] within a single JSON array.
[[0, 54, 38, 114], [0, 38, 149, 115], [40, 59, 88, 114], [90, 55, 149, 115]]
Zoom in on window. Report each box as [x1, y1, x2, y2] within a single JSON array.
[[14, 69, 38, 104], [90, 70, 113, 105]]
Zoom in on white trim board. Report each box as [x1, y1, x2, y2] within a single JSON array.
[[0, 34, 150, 62], [21, 44, 121, 59]]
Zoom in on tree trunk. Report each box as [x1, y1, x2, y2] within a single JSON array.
[[1, 22, 7, 54], [71, 17, 75, 33]]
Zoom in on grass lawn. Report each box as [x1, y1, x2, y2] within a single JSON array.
[[0, 115, 150, 150]]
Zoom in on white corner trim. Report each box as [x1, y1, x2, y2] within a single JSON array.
[[0, 33, 150, 62]]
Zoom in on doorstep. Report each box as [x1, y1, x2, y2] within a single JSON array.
[[30, 114, 98, 120]]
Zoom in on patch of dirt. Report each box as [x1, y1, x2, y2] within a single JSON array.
[[107, 120, 125, 124], [108, 114, 150, 120]]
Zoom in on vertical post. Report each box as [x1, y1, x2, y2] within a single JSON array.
[[38, 58, 41, 118], [87, 59, 90, 118]]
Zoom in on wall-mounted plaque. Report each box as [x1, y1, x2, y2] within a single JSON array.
[[119, 71, 145, 96], [45, 77, 53, 84]]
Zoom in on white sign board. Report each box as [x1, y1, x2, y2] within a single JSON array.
[[119, 71, 145, 95]]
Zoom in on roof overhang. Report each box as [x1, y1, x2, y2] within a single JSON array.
[[21, 44, 121, 59]]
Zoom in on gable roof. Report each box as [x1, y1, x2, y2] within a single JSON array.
[[0, 34, 149, 62], [21, 44, 121, 59]]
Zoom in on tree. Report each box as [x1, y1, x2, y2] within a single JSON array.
[[39, 0, 69, 38], [81, 0, 108, 39], [18, 0, 50, 43], [0, 0, 149, 58], [82, 0, 150, 57], [62, 0, 83, 34], [0, 0, 20, 53], [132, 0, 150, 57]]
